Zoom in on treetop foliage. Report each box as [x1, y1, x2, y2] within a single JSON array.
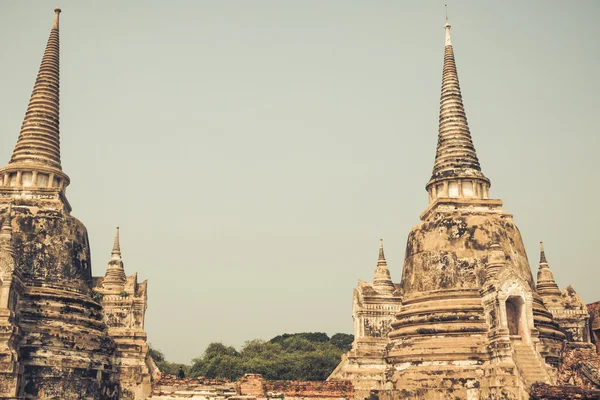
[[151, 332, 354, 381]]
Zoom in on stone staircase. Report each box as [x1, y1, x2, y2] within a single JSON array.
[[512, 341, 551, 386]]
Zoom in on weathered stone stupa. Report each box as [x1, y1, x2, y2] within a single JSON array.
[[0, 9, 152, 399], [331, 18, 596, 400]]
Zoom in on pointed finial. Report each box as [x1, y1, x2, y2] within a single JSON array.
[[53, 7, 61, 30], [539, 241, 548, 264], [111, 227, 121, 258], [378, 238, 386, 261], [444, 7, 452, 46]]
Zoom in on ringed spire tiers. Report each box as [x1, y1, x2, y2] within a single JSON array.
[[426, 17, 490, 204], [103, 227, 127, 290], [0, 7, 70, 198]]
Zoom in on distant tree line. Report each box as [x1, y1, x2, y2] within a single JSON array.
[[150, 332, 353, 381]]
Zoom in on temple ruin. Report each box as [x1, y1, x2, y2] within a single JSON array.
[[329, 18, 600, 400], [2, 6, 600, 400], [0, 8, 152, 399]]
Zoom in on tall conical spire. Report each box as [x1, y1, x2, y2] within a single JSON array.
[[426, 17, 490, 203], [373, 239, 395, 294], [12, 7, 62, 169], [103, 227, 127, 291], [536, 241, 561, 296], [0, 8, 70, 200]]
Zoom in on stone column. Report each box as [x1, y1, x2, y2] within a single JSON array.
[[498, 294, 508, 330]]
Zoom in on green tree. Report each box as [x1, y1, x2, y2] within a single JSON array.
[[269, 332, 330, 344], [204, 342, 239, 359], [330, 333, 354, 351], [190, 333, 352, 381]]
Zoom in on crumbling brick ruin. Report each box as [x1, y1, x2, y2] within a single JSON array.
[[151, 374, 353, 400], [0, 8, 152, 399], [329, 18, 600, 400]]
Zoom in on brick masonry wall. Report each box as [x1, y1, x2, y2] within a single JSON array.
[[265, 380, 354, 398], [531, 383, 600, 399]]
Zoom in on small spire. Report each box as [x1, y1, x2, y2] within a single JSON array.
[[539, 241, 548, 264], [104, 226, 127, 291], [373, 238, 394, 294], [111, 227, 121, 258], [53, 7, 61, 30], [444, 6, 452, 46], [536, 241, 561, 296], [378, 238, 385, 262]]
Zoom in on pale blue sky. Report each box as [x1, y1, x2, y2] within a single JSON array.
[[0, 1, 598, 364]]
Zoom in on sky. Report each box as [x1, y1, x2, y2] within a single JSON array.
[[0, 1, 598, 364]]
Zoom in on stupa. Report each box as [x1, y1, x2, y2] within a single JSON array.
[[331, 17, 596, 400], [0, 9, 152, 399]]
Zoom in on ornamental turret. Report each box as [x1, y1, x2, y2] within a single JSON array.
[[426, 18, 490, 203], [0, 7, 71, 211], [373, 239, 395, 294]]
